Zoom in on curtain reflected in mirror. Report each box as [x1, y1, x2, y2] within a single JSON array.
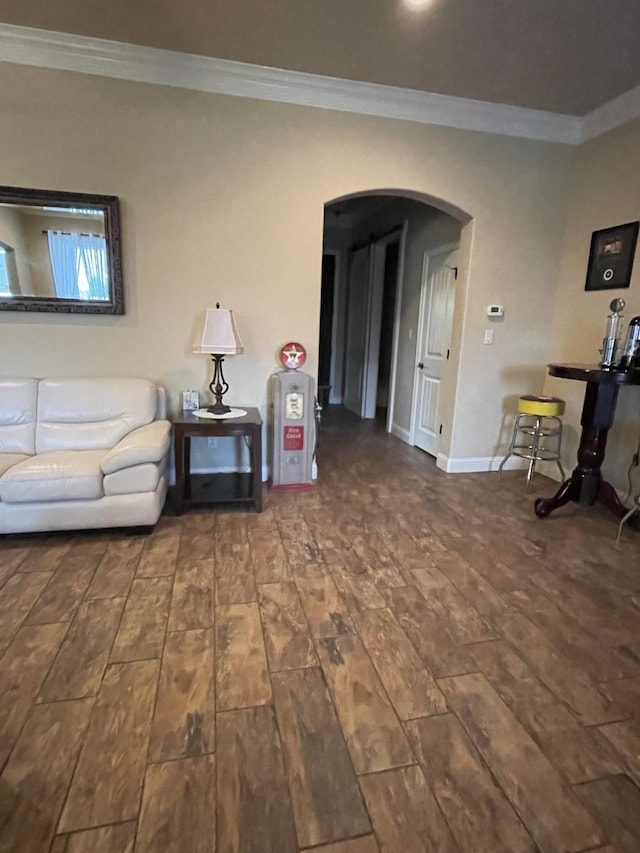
[[47, 225, 108, 300], [0, 187, 123, 314]]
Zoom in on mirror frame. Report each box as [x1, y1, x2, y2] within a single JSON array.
[[0, 185, 124, 315]]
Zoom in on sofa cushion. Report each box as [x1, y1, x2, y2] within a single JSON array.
[[0, 453, 31, 478], [0, 450, 105, 503], [0, 378, 38, 455], [103, 462, 162, 496], [35, 378, 158, 454], [101, 421, 171, 475]]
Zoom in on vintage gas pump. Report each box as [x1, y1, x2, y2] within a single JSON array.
[[269, 342, 317, 490]]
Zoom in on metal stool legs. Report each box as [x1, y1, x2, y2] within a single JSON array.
[[525, 416, 542, 489], [498, 422, 518, 479], [499, 411, 565, 490]]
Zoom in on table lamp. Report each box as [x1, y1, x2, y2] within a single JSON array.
[[193, 303, 244, 414]]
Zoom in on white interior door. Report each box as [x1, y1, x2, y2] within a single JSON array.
[[343, 244, 371, 416], [412, 245, 458, 456]]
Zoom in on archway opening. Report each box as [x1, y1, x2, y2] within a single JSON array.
[[320, 190, 471, 460]]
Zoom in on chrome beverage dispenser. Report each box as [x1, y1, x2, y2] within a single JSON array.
[[620, 315, 640, 370], [599, 298, 625, 368]]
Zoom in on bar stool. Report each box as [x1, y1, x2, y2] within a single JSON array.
[[498, 395, 566, 490]]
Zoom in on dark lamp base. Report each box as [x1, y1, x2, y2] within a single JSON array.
[[207, 402, 231, 415], [207, 353, 232, 415]]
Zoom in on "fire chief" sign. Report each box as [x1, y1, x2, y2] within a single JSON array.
[[283, 425, 304, 450]]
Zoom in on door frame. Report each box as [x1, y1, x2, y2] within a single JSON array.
[[342, 242, 373, 417], [409, 241, 459, 450], [382, 223, 408, 432], [321, 249, 341, 404], [362, 225, 406, 422]]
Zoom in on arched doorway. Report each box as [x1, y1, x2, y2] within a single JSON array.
[[320, 191, 470, 462]]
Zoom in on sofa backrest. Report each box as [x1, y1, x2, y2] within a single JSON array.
[[156, 386, 167, 420], [0, 378, 38, 455], [36, 378, 159, 453]]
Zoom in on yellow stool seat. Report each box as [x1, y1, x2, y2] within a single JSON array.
[[518, 395, 565, 418], [498, 395, 566, 490]]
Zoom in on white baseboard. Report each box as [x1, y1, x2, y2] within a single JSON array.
[[435, 454, 569, 482], [169, 463, 269, 485], [391, 423, 411, 443], [436, 454, 527, 474]]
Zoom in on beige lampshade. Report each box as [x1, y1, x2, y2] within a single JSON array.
[[193, 306, 244, 355]]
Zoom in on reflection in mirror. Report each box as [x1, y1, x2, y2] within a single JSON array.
[[0, 186, 123, 314]]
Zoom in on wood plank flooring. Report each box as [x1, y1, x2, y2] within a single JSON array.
[[1, 405, 640, 852]]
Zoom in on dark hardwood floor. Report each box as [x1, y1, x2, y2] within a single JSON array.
[[1, 405, 640, 852]]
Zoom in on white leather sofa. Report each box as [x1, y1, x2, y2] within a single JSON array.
[[0, 377, 171, 535]]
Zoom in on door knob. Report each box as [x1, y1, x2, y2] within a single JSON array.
[[417, 362, 424, 369]]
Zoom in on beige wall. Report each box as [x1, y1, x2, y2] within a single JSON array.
[[0, 63, 575, 471], [0, 205, 33, 294], [545, 116, 640, 492], [20, 212, 53, 296]]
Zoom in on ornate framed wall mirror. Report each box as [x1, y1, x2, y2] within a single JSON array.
[[0, 185, 123, 314]]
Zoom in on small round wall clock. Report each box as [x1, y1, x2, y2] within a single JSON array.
[[280, 342, 307, 370]]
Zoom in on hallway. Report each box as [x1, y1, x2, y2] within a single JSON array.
[[1, 411, 640, 851]]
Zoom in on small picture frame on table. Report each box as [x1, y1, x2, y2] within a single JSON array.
[[584, 220, 639, 291], [182, 390, 199, 412]]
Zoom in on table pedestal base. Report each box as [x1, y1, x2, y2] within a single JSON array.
[[534, 475, 640, 529], [533, 364, 640, 532]]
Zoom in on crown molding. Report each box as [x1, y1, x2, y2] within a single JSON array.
[[1, 22, 636, 145], [580, 83, 640, 142]]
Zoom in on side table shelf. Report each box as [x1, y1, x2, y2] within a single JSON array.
[[172, 408, 263, 513]]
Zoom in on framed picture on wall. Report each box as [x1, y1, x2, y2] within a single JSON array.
[[584, 220, 639, 291]]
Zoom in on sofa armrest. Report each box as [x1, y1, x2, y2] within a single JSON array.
[[101, 421, 171, 475]]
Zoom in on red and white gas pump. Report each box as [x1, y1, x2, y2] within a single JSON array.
[[269, 342, 317, 491]]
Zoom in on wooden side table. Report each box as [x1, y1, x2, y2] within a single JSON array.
[[173, 408, 263, 513]]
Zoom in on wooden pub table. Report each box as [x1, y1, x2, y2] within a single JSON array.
[[534, 363, 640, 529], [173, 408, 263, 513]]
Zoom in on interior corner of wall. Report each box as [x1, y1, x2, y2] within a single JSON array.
[[436, 452, 450, 472]]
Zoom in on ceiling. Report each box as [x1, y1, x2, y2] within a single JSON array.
[[0, 0, 639, 117]]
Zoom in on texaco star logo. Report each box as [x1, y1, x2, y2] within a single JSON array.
[[280, 342, 307, 370]]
